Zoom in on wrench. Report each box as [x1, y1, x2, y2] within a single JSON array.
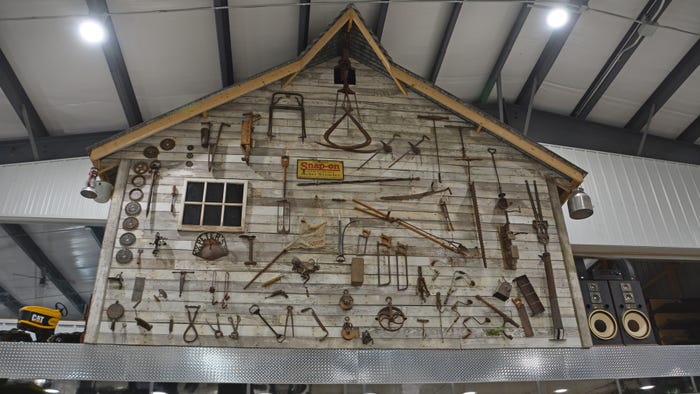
[[249, 304, 285, 342]]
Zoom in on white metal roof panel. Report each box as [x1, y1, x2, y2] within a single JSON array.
[[436, 1, 521, 102], [0, 92, 26, 140], [228, 0, 298, 82], [380, 2, 452, 79], [309, 1, 378, 41], [109, 7, 221, 120]]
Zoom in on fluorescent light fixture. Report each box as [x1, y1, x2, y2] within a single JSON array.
[[546, 8, 569, 28], [44, 390, 60, 394], [153, 392, 168, 394], [79, 19, 106, 44], [640, 385, 655, 390], [554, 390, 568, 393], [33, 379, 46, 386], [463, 392, 477, 394]]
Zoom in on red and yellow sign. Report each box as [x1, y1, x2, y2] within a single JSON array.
[[297, 159, 344, 180]]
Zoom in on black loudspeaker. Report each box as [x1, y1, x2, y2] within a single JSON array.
[[608, 280, 656, 345], [580, 280, 623, 345]]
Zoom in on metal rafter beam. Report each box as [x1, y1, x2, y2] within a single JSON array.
[[0, 283, 22, 312], [479, 4, 530, 103], [625, 39, 700, 131], [515, 1, 585, 107], [85, 0, 143, 127], [214, 0, 234, 87], [87, 226, 105, 248], [571, 0, 672, 119], [374, 1, 389, 40], [1, 224, 86, 311], [0, 131, 120, 165], [677, 115, 700, 143], [0, 47, 48, 146], [478, 103, 700, 165], [298, 0, 311, 55], [429, 1, 462, 83]]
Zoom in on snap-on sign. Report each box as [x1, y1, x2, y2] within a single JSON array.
[[297, 159, 344, 180]]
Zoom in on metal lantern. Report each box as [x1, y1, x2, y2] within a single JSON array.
[[567, 187, 593, 219], [80, 167, 114, 203], [80, 167, 99, 199]]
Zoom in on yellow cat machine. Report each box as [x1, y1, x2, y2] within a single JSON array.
[[0, 302, 82, 343]]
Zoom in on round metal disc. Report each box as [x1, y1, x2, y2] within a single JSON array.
[[115, 248, 133, 264], [160, 138, 176, 151], [186, 161, 193, 167], [187, 145, 194, 151], [128, 188, 143, 201], [122, 217, 139, 231], [119, 232, 136, 246], [186, 152, 194, 159], [144, 146, 159, 158], [133, 161, 149, 174], [107, 301, 124, 319], [125, 201, 142, 216], [131, 175, 145, 187], [150, 160, 161, 170]]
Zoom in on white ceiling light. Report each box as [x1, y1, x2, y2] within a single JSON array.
[[79, 19, 106, 44], [546, 8, 569, 29], [462, 391, 477, 394], [640, 385, 655, 390], [44, 389, 60, 394], [554, 389, 568, 394]]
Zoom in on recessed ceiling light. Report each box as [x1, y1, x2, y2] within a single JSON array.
[[79, 19, 106, 44], [462, 391, 477, 394], [554, 389, 568, 394], [640, 385, 655, 390], [152, 391, 168, 394], [44, 389, 60, 394], [546, 8, 569, 29]]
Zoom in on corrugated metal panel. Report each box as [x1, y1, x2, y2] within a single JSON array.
[[0, 157, 109, 223], [544, 145, 700, 255]]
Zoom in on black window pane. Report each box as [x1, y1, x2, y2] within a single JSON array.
[[185, 182, 204, 202], [225, 183, 244, 203], [223, 206, 243, 227], [203, 205, 222, 226], [182, 204, 202, 225], [205, 183, 224, 203]]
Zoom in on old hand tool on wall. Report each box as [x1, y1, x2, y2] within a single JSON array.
[[395, 242, 408, 291], [150, 232, 167, 256], [240, 113, 261, 165], [172, 271, 194, 297], [436, 292, 445, 342], [208, 122, 231, 172], [417, 115, 449, 183], [339, 289, 354, 310], [209, 271, 218, 305], [206, 313, 224, 338], [526, 180, 564, 340], [183, 305, 200, 343], [513, 274, 544, 315], [499, 207, 524, 270], [333, 198, 346, 262], [354, 199, 476, 258], [107, 272, 124, 289], [200, 121, 212, 147], [277, 155, 291, 234], [439, 196, 454, 232], [243, 248, 288, 290], [376, 233, 392, 287], [291, 257, 319, 284], [475, 295, 520, 328], [284, 306, 294, 338], [107, 301, 124, 331], [376, 297, 406, 332], [512, 297, 534, 337], [267, 92, 306, 142], [380, 182, 451, 201], [301, 307, 329, 341], [416, 266, 431, 303], [341, 316, 359, 340], [146, 160, 160, 217], [228, 315, 241, 339], [239, 234, 257, 265], [170, 185, 177, 213], [388, 135, 430, 168], [487, 148, 510, 210], [250, 304, 285, 342], [356, 133, 400, 171]]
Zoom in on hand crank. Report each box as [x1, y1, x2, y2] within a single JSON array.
[[249, 304, 285, 342]]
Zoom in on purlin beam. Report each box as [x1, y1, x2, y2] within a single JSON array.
[[479, 4, 531, 103], [298, 0, 311, 55], [374, 1, 389, 40], [0, 130, 120, 165], [625, 39, 700, 131], [571, 0, 672, 119], [0, 283, 23, 312], [1, 224, 87, 312], [0, 47, 48, 142], [429, 1, 463, 83], [677, 115, 700, 143], [515, 1, 585, 107], [213, 0, 234, 87], [85, 0, 143, 127]]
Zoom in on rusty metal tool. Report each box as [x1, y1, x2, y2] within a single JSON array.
[[439, 197, 454, 232], [150, 232, 167, 257], [221, 272, 231, 308], [209, 271, 218, 305], [333, 198, 346, 262], [170, 185, 177, 213], [417, 266, 431, 303], [526, 180, 549, 245], [267, 92, 306, 141], [261, 275, 284, 288], [417, 318, 429, 339], [146, 160, 160, 218], [239, 234, 257, 266], [388, 135, 430, 168], [436, 292, 445, 342], [339, 289, 354, 310], [240, 113, 260, 165], [341, 317, 359, 340], [206, 313, 224, 338], [131, 277, 145, 305], [375, 296, 406, 332], [208, 122, 231, 172], [513, 275, 544, 315], [357, 229, 370, 255], [249, 304, 285, 342], [277, 155, 291, 234], [172, 271, 195, 297], [137, 248, 143, 265], [265, 290, 289, 299], [354, 199, 476, 258], [297, 176, 419, 187], [183, 305, 200, 343], [228, 315, 240, 339], [243, 249, 288, 290], [395, 242, 408, 291], [444, 270, 475, 307], [498, 213, 524, 270], [356, 133, 400, 171], [376, 233, 392, 287], [380, 182, 451, 201], [200, 121, 212, 147], [107, 272, 124, 289], [135, 316, 153, 331], [107, 301, 124, 331], [284, 306, 294, 338], [475, 295, 520, 328], [301, 307, 329, 342], [447, 300, 474, 331], [417, 115, 449, 183], [512, 297, 534, 337], [487, 148, 510, 210]]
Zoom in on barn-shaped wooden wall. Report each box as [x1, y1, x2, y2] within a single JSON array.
[[84, 7, 588, 350]]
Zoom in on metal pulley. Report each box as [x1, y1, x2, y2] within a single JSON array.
[[567, 187, 593, 219]]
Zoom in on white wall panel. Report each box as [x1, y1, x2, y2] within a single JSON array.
[[0, 157, 109, 223], [544, 145, 700, 257]]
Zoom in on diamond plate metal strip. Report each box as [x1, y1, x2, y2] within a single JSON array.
[[0, 343, 698, 383]]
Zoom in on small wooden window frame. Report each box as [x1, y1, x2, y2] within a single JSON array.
[[177, 178, 248, 233]]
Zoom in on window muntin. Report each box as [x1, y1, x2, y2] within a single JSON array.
[[178, 179, 247, 232]]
